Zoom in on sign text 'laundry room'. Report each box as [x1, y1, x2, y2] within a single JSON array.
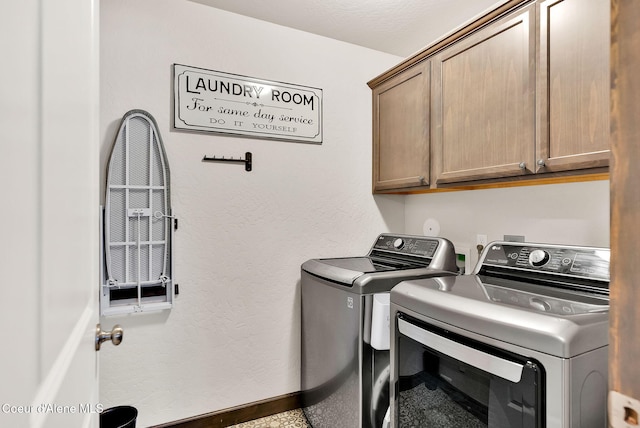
[[173, 64, 322, 143]]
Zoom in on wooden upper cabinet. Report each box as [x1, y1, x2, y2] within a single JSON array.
[[431, 3, 536, 185], [368, 0, 611, 193], [372, 60, 430, 192], [537, 0, 610, 173]]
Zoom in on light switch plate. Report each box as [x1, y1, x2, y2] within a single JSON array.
[[610, 390, 640, 427]]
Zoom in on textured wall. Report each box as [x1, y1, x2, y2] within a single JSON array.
[[405, 180, 610, 268], [99, 1, 611, 426], [98, 0, 404, 426]]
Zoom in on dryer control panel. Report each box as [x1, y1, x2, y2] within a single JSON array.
[[481, 242, 610, 281]]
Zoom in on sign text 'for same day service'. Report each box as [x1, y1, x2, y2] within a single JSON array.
[[173, 64, 323, 143]]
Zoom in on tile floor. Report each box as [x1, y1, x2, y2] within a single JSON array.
[[228, 409, 311, 428]]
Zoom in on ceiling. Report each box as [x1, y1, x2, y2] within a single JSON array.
[[190, 0, 503, 57]]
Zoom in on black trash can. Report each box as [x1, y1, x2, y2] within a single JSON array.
[[100, 406, 137, 428]]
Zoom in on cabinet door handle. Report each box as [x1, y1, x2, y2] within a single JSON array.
[[537, 159, 546, 167], [519, 162, 526, 169]]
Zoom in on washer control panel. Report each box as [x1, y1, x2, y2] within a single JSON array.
[[482, 242, 610, 281], [372, 234, 439, 258]]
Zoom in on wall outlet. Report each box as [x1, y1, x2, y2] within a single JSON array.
[[476, 234, 488, 246]]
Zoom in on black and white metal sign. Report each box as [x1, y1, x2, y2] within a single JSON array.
[[173, 64, 322, 144]]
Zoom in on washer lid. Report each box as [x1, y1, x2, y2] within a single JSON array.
[[301, 234, 459, 293], [391, 275, 609, 358], [302, 256, 431, 284], [315, 256, 412, 272], [302, 257, 458, 294]]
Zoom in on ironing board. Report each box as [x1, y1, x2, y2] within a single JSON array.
[[103, 110, 173, 314]]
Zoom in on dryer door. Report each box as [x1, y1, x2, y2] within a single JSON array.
[[394, 314, 544, 428]]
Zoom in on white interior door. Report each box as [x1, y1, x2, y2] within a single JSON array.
[[0, 1, 101, 427]]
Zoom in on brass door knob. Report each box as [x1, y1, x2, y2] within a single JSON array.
[[95, 324, 124, 351]]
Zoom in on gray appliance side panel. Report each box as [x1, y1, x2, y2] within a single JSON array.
[[570, 346, 608, 428], [301, 270, 361, 428], [426, 237, 458, 272]]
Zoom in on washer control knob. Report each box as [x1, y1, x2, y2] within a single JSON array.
[[393, 238, 405, 250], [529, 297, 551, 312], [529, 249, 550, 267]]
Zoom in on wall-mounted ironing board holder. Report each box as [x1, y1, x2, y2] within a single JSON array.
[[101, 109, 175, 316], [202, 152, 252, 171]]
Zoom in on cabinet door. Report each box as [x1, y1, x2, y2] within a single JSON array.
[[372, 60, 430, 192], [432, 4, 536, 185], [537, 0, 610, 172]]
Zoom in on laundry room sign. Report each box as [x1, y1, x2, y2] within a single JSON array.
[[173, 64, 323, 144]]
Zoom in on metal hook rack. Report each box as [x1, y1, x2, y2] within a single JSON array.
[[202, 151, 252, 172]]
